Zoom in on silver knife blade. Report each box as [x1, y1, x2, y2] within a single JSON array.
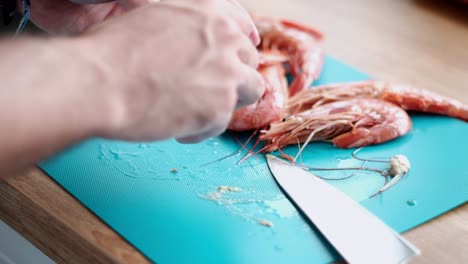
[[266, 154, 420, 264]]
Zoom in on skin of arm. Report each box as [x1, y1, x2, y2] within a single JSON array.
[[0, 36, 116, 173]]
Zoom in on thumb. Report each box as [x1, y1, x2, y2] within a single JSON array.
[[118, 0, 157, 9]]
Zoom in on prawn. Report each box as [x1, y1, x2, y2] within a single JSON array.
[[254, 16, 325, 96], [287, 80, 468, 121], [260, 99, 412, 155], [227, 56, 288, 131], [258, 50, 288, 66], [227, 17, 325, 131]]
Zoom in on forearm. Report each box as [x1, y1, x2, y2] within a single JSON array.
[[0, 0, 262, 174], [0, 36, 115, 173]]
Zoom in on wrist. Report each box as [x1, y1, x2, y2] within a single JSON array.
[[58, 36, 128, 140]]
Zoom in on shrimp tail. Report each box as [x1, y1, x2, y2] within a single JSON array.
[[287, 80, 468, 122], [288, 50, 325, 96], [381, 85, 468, 122]]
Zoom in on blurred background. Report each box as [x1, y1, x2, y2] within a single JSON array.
[[2, 0, 468, 100], [239, 0, 468, 102], [2, 0, 465, 101]]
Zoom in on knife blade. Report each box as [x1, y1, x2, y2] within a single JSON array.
[[266, 154, 420, 264]]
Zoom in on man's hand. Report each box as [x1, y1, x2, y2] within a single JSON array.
[[0, 0, 262, 173], [85, 0, 263, 143]]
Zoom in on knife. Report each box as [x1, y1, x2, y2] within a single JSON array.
[[266, 154, 420, 264]]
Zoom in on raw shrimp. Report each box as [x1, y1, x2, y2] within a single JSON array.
[[287, 80, 468, 121], [260, 99, 412, 153], [227, 17, 324, 131], [254, 16, 325, 96], [258, 50, 288, 65], [227, 62, 288, 131]]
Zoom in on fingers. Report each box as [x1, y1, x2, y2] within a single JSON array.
[[223, 0, 260, 46], [176, 123, 228, 144], [235, 64, 265, 108], [230, 30, 262, 108], [236, 34, 260, 69]]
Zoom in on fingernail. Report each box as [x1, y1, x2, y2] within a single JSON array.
[[249, 28, 261, 46], [176, 136, 200, 144]]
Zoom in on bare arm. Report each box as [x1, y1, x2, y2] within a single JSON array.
[[0, 37, 114, 173]]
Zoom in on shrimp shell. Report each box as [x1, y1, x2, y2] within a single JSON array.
[[260, 99, 412, 151], [254, 16, 325, 96], [287, 80, 468, 121], [227, 62, 288, 131]]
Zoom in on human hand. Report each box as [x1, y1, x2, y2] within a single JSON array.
[[84, 0, 263, 143]]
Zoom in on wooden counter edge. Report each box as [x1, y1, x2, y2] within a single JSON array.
[[0, 167, 150, 264], [0, 166, 466, 263]]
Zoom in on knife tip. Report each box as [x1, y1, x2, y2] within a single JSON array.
[[265, 154, 280, 163]]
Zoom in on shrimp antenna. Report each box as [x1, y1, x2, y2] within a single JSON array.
[[200, 150, 242, 167], [294, 121, 348, 161], [305, 160, 368, 181], [352, 147, 389, 163], [302, 164, 387, 176], [234, 128, 264, 165], [200, 130, 259, 167], [369, 172, 407, 198], [287, 147, 411, 197]]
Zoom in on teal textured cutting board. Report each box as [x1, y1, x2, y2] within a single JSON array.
[[39, 56, 468, 264]]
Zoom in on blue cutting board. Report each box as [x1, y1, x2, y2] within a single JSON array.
[[39, 56, 468, 264]]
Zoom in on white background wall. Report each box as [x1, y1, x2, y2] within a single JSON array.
[[0, 221, 54, 264]]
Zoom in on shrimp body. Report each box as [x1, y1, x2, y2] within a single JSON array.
[[287, 80, 468, 121], [380, 84, 468, 121], [260, 99, 412, 151], [254, 16, 324, 96], [258, 50, 288, 65], [228, 63, 288, 131], [227, 17, 324, 131]]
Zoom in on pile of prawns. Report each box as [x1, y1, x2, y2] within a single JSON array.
[[227, 16, 468, 161]]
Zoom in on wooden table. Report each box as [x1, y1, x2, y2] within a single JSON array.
[[1, 0, 467, 263]]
